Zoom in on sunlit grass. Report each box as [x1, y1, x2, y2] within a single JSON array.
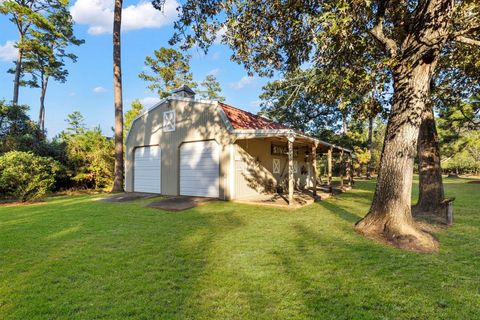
[[0, 178, 479, 319]]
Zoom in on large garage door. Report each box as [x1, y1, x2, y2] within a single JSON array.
[[180, 140, 220, 198], [134, 146, 161, 193]]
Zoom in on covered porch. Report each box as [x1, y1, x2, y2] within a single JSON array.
[[232, 129, 354, 207]]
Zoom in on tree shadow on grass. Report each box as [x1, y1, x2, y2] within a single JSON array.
[[316, 200, 361, 224], [3, 189, 480, 319], [0, 198, 247, 319], [269, 222, 479, 319]]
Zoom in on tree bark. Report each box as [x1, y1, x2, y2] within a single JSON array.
[[355, 0, 454, 252], [342, 111, 348, 134], [366, 116, 374, 179], [355, 60, 440, 252], [38, 77, 48, 132], [12, 35, 23, 105], [112, 0, 124, 192], [413, 105, 445, 218]]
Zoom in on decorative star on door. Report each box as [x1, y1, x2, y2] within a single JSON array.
[[273, 158, 280, 174], [163, 110, 175, 132]]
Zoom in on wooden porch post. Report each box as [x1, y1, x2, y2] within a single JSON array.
[[288, 134, 295, 206], [312, 144, 317, 197], [347, 152, 353, 186], [339, 150, 344, 188], [327, 147, 333, 186]]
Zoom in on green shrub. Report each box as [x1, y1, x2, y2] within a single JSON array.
[[63, 127, 114, 189], [0, 151, 60, 201]]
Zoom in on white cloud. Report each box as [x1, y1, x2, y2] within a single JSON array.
[[0, 41, 18, 62], [139, 96, 160, 107], [214, 26, 226, 44], [70, 0, 179, 35], [230, 76, 254, 90], [207, 68, 220, 76], [93, 86, 107, 93]]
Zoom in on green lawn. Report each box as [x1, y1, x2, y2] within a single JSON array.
[[1, 178, 479, 319]]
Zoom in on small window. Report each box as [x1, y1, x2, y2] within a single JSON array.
[[163, 110, 175, 132], [293, 160, 298, 173], [273, 158, 280, 174]]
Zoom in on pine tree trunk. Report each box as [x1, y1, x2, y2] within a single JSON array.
[[413, 105, 445, 219], [12, 39, 23, 105], [38, 78, 48, 132], [112, 0, 124, 192], [366, 116, 374, 179], [355, 61, 440, 252]]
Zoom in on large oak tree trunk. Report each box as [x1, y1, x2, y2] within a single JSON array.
[[413, 105, 445, 219], [355, 0, 454, 252], [112, 0, 124, 192], [355, 61, 440, 252]]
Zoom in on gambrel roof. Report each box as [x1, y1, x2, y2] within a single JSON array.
[[127, 96, 353, 154]]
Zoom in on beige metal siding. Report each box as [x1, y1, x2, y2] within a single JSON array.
[[125, 99, 232, 199]]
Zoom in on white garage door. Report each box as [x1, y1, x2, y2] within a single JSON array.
[[180, 140, 220, 198], [134, 146, 161, 193]]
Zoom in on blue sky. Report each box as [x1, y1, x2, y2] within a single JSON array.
[[0, 0, 272, 138]]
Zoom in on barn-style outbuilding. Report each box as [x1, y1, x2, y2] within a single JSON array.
[[125, 86, 352, 205]]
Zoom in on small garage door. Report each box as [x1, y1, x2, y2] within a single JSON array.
[[134, 146, 161, 193], [180, 141, 220, 198]]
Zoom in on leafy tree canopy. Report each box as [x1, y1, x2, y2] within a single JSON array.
[[64, 111, 86, 136], [124, 99, 144, 134], [0, 101, 45, 154], [198, 74, 225, 101], [168, 1, 479, 75], [19, 8, 84, 89], [1, 0, 75, 104], [138, 47, 196, 98], [0, 0, 65, 36]]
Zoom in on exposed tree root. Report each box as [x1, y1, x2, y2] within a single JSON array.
[[414, 219, 445, 233], [354, 215, 439, 253]]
